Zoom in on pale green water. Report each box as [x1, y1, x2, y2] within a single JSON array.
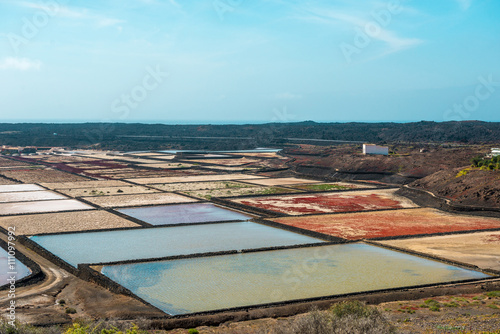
[[31, 222, 322, 267], [101, 243, 490, 315]]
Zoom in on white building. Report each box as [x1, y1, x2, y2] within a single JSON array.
[[492, 148, 500, 157], [363, 144, 389, 156]]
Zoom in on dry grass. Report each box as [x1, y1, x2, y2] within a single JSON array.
[[267, 302, 394, 334]]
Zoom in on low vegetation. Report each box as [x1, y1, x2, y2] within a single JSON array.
[[294, 184, 353, 191], [267, 301, 394, 334], [0, 301, 392, 334], [0, 321, 148, 334], [470, 155, 500, 171]]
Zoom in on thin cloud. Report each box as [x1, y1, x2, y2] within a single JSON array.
[[19, 2, 125, 28], [295, 6, 423, 59], [0, 57, 41, 71]]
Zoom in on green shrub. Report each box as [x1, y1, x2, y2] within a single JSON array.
[[330, 300, 375, 318], [65, 307, 77, 314], [422, 299, 441, 312], [270, 301, 394, 334], [188, 329, 200, 334], [486, 291, 500, 298]]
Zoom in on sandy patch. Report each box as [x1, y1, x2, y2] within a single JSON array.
[[0, 177, 19, 185], [242, 177, 323, 186], [127, 152, 170, 157], [184, 186, 301, 199], [0, 210, 140, 235], [289, 182, 377, 191], [225, 152, 286, 159], [114, 157, 169, 164], [199, 166, 259, 171], [88, 168, 136, 174], [149, 181, 252, 192], [144, 155, 176, 160], [380, 230, 500, 271], [0, 169, 90, 183], [0, 157, 34, 167], [185, 158, 260, 166], [0, 199, 94, 215], [127, 174, 266, 184], [82, 192, 198, 208], [136, 163, 194, 169], [24, 155, 99, 163], [41, 180, 130, 189], [57, 185, 159, 197]]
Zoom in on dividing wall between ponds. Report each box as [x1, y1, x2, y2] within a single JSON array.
[[28, 221, 326, 267], [0, 237, 44, 290]]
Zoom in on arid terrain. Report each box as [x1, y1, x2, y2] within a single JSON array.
[[1, 138, 500, 333]]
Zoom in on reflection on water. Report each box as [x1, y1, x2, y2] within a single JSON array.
[[0, 247, 31, 286], [118, 203, 252, 225], [31, 222, 323, 267], [102, 244, 490, 315]]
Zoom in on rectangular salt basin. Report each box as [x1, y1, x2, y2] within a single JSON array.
[[117, 203, 252, 225], [101, 244, 490, 315], [0, 184, 45, 193], [0, 190, 67, 203], [0, 247, 31, 286], [30, 222, 323, 267], [0, 199, 94, 215]]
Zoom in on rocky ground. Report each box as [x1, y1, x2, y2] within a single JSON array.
[[285, 144, 492, 178], [285, 144, 500, 208], [410, 168, 500, 208]]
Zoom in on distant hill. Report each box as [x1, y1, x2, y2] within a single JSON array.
[[0, 121, 498, 150]]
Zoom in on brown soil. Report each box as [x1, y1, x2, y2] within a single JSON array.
[[0, 176, 19, 185], [0, 168, 90, 183], [0, 210, 140, 235], [285, 144, 491, 178], [0, 157, 35, 167], [411, 168, 500, 208]]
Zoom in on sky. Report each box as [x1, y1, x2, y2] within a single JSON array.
[[0, 0, 499, 124]]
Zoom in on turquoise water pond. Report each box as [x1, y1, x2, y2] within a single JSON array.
[[0, 247, 31, 286], [101, 243, 490, 315], [30, 222, 323, 267], [117, 203, 252, 225]]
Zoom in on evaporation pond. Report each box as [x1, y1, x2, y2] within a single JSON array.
[[117, 203, 252, 225], [0, 247, 31, 286], [30, 222, 323, 267], [101, 243, 490, 315]]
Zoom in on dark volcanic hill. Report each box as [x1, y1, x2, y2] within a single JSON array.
[[0, 121, 499, 150], [410, 168, 500, 208]]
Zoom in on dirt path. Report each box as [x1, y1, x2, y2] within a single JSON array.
[[0, 232, 164, 326]]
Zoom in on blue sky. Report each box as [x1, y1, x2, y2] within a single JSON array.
[[0, 0, 499, 123]]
